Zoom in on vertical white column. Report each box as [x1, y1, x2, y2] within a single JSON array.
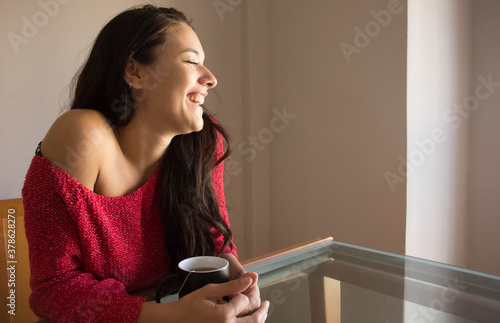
[[406, 2, 472, 320], [406, 0, 472, 268]]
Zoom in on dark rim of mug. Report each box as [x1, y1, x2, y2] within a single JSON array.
[[178, 256, 229, 273]]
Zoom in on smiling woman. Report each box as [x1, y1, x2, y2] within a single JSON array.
[[122, 23, 217, 136], [21, 5, 268, 322]]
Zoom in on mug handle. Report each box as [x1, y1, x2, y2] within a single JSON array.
[[155, 274, 180, 303]]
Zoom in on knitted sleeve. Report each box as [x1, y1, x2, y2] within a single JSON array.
[[22, 161, 147, 322], [212, 128, 238, 258]]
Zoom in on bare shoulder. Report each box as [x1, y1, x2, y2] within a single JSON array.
[[40, 109, 116, 189]]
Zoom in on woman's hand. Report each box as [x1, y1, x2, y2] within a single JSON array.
[[137, 274, 269, 322], [235, 272, 261, 317], [219, 253, 263, 317], [181, 273, 268, 322]]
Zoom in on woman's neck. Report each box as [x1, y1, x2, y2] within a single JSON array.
[[116, 113, 174, 176]]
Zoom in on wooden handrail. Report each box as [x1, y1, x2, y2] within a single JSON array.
[[241, 236, 333, 267]]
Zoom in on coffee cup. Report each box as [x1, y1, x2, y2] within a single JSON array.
[[155, 256, 229, 303]]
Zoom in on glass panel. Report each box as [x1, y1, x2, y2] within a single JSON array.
[[246, 241, 500, 322]]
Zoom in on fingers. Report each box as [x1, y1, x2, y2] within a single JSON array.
[[244, 285, 261, 310], [244, 272, 258, 289], [200, 273, 256, 299], [236, 301, 270, 323], [197, 272, 265, 319], [226, 290, 252, 317], [256, 301, 270, 321]]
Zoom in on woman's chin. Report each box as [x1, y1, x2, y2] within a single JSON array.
[[190, 105, 204, 132], [186, 117, 204, 133], [193, 120, 204, 132]]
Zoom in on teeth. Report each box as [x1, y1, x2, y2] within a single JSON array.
[[188, 94, 204, 105]]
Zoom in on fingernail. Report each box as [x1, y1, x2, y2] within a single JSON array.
[[240, 275, 251, 285]]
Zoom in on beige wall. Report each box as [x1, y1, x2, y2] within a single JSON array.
[[468, 0, 500, 276], [267, 0, 408, 254]]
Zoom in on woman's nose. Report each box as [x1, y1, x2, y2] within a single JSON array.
[[200, 66, 217, 88]]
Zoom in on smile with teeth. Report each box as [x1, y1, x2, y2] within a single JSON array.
[[187, 93, 205, 105]]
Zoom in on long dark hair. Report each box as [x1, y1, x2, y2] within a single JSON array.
[[70, 5, 233, 271]]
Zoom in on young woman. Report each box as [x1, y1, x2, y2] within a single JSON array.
[[22, 5, 269, 322]]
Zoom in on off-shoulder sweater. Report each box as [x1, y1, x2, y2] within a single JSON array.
[[22, 138, 236, 322]]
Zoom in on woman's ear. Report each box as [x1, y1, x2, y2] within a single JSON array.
[[124, 58, 145, 90]]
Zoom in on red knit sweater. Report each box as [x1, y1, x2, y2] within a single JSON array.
[[22, 138, 237, 322]]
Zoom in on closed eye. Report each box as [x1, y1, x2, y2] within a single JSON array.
[[185, 61, 199, 66]]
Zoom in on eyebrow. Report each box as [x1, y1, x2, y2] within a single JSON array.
[[180, 48, 200, 55]]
